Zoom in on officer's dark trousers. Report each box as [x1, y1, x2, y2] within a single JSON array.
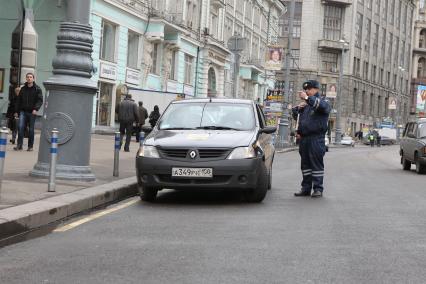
[[299, 136, 326, 193]]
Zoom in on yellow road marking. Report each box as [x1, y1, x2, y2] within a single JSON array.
[[54, 198, 139, 232]]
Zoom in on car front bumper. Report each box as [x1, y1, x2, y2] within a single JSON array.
[[136, 156, 266, 190]]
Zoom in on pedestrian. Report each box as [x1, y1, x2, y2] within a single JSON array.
[[292, 80, 331, 198], [149, 105, 161, 128], [115, 94, 139, 152], [13, 73, 43, 151], [376, 134, 381, 147], [7, 86, 20, 144], [135, 101, 148, 142], [368, 133, 375, 147]]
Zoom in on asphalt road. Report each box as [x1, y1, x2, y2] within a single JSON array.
[[1, 145, 426, 284]]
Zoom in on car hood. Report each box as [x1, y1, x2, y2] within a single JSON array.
[[145, 129, 256, 148]]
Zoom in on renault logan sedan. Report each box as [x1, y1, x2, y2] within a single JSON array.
[[136, 99, 276, 202]]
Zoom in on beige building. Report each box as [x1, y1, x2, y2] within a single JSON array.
[[279, 0, 415, 137]]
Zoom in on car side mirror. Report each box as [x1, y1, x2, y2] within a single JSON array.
[[259, 126, 277, 135], [141, 125, 153, 134]]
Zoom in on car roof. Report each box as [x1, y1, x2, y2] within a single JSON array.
[[171, 98, 254, 105]]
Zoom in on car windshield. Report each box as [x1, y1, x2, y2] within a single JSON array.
[[419, 123, 426, 138], [158, 102, 256, 131]]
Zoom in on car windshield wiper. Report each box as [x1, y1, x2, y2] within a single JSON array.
[[160, 127, 196, 130], [197, 126, 241, 131]]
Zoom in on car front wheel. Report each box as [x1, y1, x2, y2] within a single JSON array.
[[402, 154, 411, 171], [244, 167, 268, 203], [138, 182, 158, 202]]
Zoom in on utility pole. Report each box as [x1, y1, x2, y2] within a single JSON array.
[[277, 0, 295, 148], [335, 40, 348, 144], [227, 35, 246, 98]]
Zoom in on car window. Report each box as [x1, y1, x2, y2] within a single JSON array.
[[406, 123, 415, 137], [418, 123, 426, 138], [255, 105, 266, 128], [158, 102, 256, 131], [403, 123, 409, 137]]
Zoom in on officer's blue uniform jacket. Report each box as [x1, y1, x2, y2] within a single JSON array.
[[292, 92, 331, 193], [292, 93, 331, 137]]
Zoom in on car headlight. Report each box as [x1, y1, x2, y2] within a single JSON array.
[[227, 146, 256, 159], [138, 145, 160, 158]]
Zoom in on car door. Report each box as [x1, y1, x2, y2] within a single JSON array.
[[407, 123, 417, 161], [255, 104, 274, 165]]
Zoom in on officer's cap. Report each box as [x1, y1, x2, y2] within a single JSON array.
[[302, 80, 320, 90]]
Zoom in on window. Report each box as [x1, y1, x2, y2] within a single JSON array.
[[396, 0, 401, 28], [382, 0, 388, 22], [353, 57, 357, 75], [388, 33, 393, 62], [402, 5, 407, 33], [282, 20, 301, 38], [390, 0, 394, 24], [375, 0, 380, 16], [184, 54, 194, 85], [385, 97, 389, 116], [321, 84, 327, 97], [234, 23, 243, 36], [381, 28, 386, 55], [290, 49, 300, 68], [355, 13, 363, 48], [377, 95, 381, 116], [394, 74, 397, 89], [321, 52, 338, 72], [353, 88, 358, 113], [387, 71, 390, 85], [400, 40, 405, 67], [367, 0, 372, 9], [373, 24, 379, 56], [150, 43, 159, 75], [365, 18, 371, 52], [372, 65, 377, 82], [369, 93, 374, 116], [363, 61, 369, 80], [170, 51, 177, 81], [210, 10, 219, 38], [100, 20, 117, 62], [323, 6, 343, 41], [380, 68, 384, 85], [356, 58, 361, 77], [394, 37, 399, 67], [224, 17, 233, 42], [127, 31, 139, 69], [362, 91, 366, 114], [245, 1, 252, 24]]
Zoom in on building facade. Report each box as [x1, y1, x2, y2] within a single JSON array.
[[0, 0, 284, 129], [279, 0, 415, 137], [411, 0, 426, 118]]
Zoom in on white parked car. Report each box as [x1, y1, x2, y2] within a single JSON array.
[[341, 136, 355, 147]]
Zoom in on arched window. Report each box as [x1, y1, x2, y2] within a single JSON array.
[[208, 67, 217, 95], [420, 29, 426, 48]]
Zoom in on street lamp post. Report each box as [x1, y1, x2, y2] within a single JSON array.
[[335, 39, 349, 144]]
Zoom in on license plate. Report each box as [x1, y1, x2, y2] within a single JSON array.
[[172, 167, 213, 178]]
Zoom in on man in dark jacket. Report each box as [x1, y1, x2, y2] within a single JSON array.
[[115, 94, 139, 152], [14, 73, 43, 151], [292, 80, 331, 198], [135, 101, 148, 142]]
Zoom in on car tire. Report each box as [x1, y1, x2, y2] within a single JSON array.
[[267, 166, 272, 190], [415, 153, 426, 174], [402, 154, 411, 171], [138, 182, 158, 202], [244, 166, 268, 203]]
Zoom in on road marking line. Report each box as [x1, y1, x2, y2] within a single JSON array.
[[54, 198, 139, 233]]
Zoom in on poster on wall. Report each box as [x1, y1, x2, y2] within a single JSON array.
[[264, 46, 283, 71], [417, 85, 426, 117], [388, 97, 397, 110]]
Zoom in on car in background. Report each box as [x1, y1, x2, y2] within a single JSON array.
[[136, 98, 276, 203], [341, 136, 355, 147], [325, 135, 329, 152], [379, 136, 396, 145], [400, 119, 426, 174]]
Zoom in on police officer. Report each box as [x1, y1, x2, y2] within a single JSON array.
[[292, 80, 331, 198]]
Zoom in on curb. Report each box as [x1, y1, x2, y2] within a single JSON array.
[[0, 177, 137, 240]]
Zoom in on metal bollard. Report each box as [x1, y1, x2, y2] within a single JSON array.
[[0, 127, 8, 199], [139, 131, 145, 147], [113, 131, 120, 177], [48, 128, 58, 192]]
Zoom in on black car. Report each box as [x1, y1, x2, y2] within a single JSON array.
[[136, 98, 276, 202]]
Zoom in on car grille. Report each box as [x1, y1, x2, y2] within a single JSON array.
[[158, 148, 230, 159]]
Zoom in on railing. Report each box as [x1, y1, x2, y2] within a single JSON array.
[[112, 0, 149, 15]]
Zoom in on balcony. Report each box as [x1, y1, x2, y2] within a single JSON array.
[[413, 47, 426, 55], [318, 39, 348, 52], [320, 0, 352, 6]]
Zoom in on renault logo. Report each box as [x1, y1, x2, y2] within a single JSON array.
[[189, 150, 197, 159]]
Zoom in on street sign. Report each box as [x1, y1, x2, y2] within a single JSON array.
[[389, 98, 397, 110]]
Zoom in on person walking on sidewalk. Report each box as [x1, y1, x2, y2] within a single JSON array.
[[115, 94, 139, 152], [292, 80, 331, 198], [13, 73, 43, 151], [7, 86, 21, 144], [149, 105, 160, 128], [135, 101, 148, 142]]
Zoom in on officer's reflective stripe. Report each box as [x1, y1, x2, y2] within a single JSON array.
[[302, 169, 312, 176], [312, 171, 324, 174], [313, 98, 320, 109], [302, 169, 312, 173]]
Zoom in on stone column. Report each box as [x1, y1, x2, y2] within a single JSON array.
[[31, 0, 97, 181]]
